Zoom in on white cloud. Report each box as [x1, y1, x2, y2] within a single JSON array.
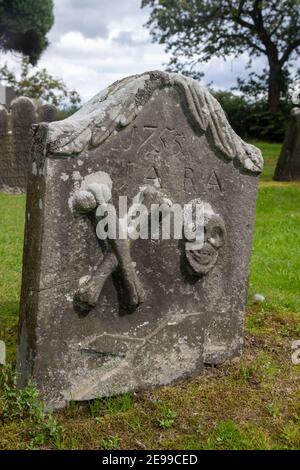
[[1, 0, 291, 104], [39, 0, 170, 101]]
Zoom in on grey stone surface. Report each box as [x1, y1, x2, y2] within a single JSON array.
[[274, 107, 300, 181], [0, 98, 58, 194], [0, 340, 5, 365], [0, 84, 16, 108], [17, 71, 263, 409]]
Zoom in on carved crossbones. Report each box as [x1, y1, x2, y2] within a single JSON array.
[[73, 181, 172, 314]]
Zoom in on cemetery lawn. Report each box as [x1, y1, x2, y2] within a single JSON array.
[[0, 141, 299, 450]]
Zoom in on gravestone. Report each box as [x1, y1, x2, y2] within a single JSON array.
[[17, 71, 263, 409], [0, 98, 57, 194], [39, 103, 58, 123], [274, 107, 300, 181]]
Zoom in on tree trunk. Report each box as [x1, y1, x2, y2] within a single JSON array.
[[268, 65, 281, 113]]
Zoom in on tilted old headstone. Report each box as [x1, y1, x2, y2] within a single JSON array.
[[17, 72, 263, 409], [274, 107, 300, 181], [0, 98, 58, 194]]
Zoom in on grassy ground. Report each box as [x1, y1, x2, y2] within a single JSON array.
[[0, 141, 299, 450], [250, 141, 283, 182]]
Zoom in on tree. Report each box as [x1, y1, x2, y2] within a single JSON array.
[[0, 57, 81, 109], [0, 0, 54, 64], [142, 0, 300, 113], [234, 66, 300, 104]]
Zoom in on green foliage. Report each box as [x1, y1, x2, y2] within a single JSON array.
[[212, 90, 290, 141], [0, 365, 64, 449], [246, 105, 289, 142], [0, 0, 54, 64], [142, 0, 300, 112], [0, 365, 43, 422], [265, 401, 281, 419], [211, 90, 250, 138], [102, 434, 121, 450], [236, 353, 280, 386], [153, 399, 178, 429], [29, 413, 65, 449], [282, 421, 300, 448], [157, 409, 178, 429], [205, 420, 271, 450], [89, 393, 133, 417], [0, 57, 81, 109]]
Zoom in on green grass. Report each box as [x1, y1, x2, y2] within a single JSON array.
[[249, 186, 300, 312], [0, 194, 26, 362], [0, 141, 299, 450], [247, 140, 300, 312], [250, 140, 283, 182]]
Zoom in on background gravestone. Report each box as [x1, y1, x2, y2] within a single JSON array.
[[17, 71, 263, 409], [39, 103, 58, 123], [0, 98, 57, 194], [274, 107, 300, 181]]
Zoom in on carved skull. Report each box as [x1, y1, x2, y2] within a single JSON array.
[[184, 200, 226, 277]]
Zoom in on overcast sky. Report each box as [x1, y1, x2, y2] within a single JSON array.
[[1, 0, 267, 102]]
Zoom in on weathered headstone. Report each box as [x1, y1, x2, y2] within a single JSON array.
[[274, 107, 300, 181], [0, 98, 58, 194], [17, 72, 263, 409]]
